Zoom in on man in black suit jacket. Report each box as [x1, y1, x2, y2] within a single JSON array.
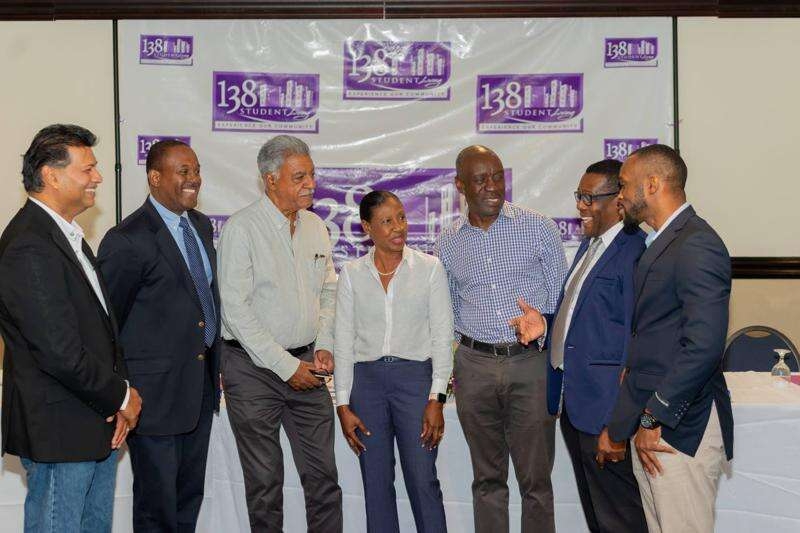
[[0, 124, 142, 531], [98, 140, 221, 532], [608, 144, 733, 533]]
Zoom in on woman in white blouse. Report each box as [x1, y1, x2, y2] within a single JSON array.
[[334, 190, 454, 533]]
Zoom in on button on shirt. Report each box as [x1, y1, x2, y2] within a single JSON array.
[[148, 196, 212, 286], [435, 202, 568, 344], [217, 196, 336, 381], [333, 246, 454, 406], [555, 221, 624, 369]]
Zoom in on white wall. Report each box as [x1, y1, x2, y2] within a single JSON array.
[[0, 20, 116, 248], [678, 18, 800, 346], [678, 17, 800, 257]]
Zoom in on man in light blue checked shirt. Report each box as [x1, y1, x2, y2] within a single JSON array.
[[435, 145, 567, 533]]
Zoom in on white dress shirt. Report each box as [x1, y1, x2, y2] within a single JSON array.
[[556, 221, 624, 368], [334, 246, 454, 406], [28, 196, 130, 409], [217, 195, 337, 381]]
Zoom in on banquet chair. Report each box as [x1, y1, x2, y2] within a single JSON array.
[[723, 325, 800, 372]]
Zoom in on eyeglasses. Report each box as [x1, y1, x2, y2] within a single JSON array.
[[573, 190, 620, 206]]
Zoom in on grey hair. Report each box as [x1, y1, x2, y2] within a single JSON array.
[[256, 135, 310, 177]]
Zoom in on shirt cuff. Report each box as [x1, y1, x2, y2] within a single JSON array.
[[536, 317, 548, 352], [119, 380, 130, 411], [335, 390, 350, 406], [274, 355, 302, 382], [429, 378, 449, 397]]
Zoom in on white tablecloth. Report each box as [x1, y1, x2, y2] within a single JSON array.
[[2, 373, 800, 532]]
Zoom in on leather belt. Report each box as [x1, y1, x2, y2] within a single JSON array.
[[459, 334, 528, 357], [224, 339, 314, 357]]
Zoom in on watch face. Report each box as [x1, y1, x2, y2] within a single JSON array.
[[640, 413, 658, 429], [437, 393, 448, 404]]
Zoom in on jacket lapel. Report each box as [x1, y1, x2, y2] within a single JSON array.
[[634, 206, 696, 308], [82, 240, 118, 336], [571, 232, 624, 320], [144, 201, 203, 312], [47, 225, 114, 334], [556, 238, 589, 311]]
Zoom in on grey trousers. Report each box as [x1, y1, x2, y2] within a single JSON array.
[[454, 343, 556, 533], [222, 343, 343, 533]]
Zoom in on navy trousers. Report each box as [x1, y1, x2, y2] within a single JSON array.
[[128, 367, 215, 533], [350, 357, 447, 533]]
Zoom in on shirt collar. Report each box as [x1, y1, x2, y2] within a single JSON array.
[[645, 202, 691, 248], [149, 195, 187, 230], [261, 195, 300, 231], [457, 201, 515, 233], [366, 245, 412, 273], [28, 196, 85, 243], [598, 221, 624, 249]]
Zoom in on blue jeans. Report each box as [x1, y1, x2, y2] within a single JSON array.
[[20, 450, 118, 533], [350, 357, 447, 533]]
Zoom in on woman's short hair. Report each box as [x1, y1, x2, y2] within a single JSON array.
[[359, 190, 401, 222]]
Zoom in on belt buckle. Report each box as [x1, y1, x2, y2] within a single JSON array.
[[493, 344, 508, 357]]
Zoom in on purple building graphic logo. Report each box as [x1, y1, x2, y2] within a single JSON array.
[[313, 167, 512, 268], [604, 138, 658, 161], [553, 217, 584, 246], [212, 71, 320, 133], [343, 40, 451, 100], [476, 74, 584, 134], [136, 135, 191, 165], [139, 35, 194, 66], [604, 38, 658, 68], [208, 215, 230, 246]]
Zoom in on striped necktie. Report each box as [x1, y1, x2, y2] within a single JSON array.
[[550, 238, 603, 369], [179, 217, 217, 347]]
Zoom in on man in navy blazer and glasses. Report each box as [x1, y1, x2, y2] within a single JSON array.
[[513, 159, 648, 532]]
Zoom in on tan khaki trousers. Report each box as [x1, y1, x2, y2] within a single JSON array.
[[631, 403, 727, 533]]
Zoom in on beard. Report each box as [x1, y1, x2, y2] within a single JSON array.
[[621, 186, 647, 226]]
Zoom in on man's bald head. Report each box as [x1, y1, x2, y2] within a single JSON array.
[[455, 145, 500, 177], [628, 144, 688, 191]]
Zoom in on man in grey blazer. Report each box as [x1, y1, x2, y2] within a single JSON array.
[[607, 144, 733, 533]]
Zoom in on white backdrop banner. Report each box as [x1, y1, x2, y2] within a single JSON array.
[[119, 19, 674, 266]]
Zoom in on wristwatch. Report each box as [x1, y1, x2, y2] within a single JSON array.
[[429, 393, 447, 404], [639, 411, 661, 430]]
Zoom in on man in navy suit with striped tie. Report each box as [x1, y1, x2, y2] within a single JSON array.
[[98, 140, 221, 532], [512, 159, 647, 532]]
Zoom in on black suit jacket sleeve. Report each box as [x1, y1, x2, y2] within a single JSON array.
[[645, 230, 731, 429], [0, 236, 127, 418], [96, 230, 143, 328]]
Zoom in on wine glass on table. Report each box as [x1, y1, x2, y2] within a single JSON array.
[[771, 349, 793, 387]]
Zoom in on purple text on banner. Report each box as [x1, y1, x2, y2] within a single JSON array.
[[343, 40, 451, 100], [553, 217, 584, 246], [212, 71, 320, 134], [208, 215, 230, 246], [476, 74, 584, 134], [603, 138, 658, 161], [136, 135, 191, 166], [604, 38, 658, 68], [312, 167, 512, 269], [139, 35, 193, 66]]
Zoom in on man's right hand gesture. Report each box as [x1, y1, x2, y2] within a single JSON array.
[[287, 360, 324, 391], [508, 297, 546, 345]]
